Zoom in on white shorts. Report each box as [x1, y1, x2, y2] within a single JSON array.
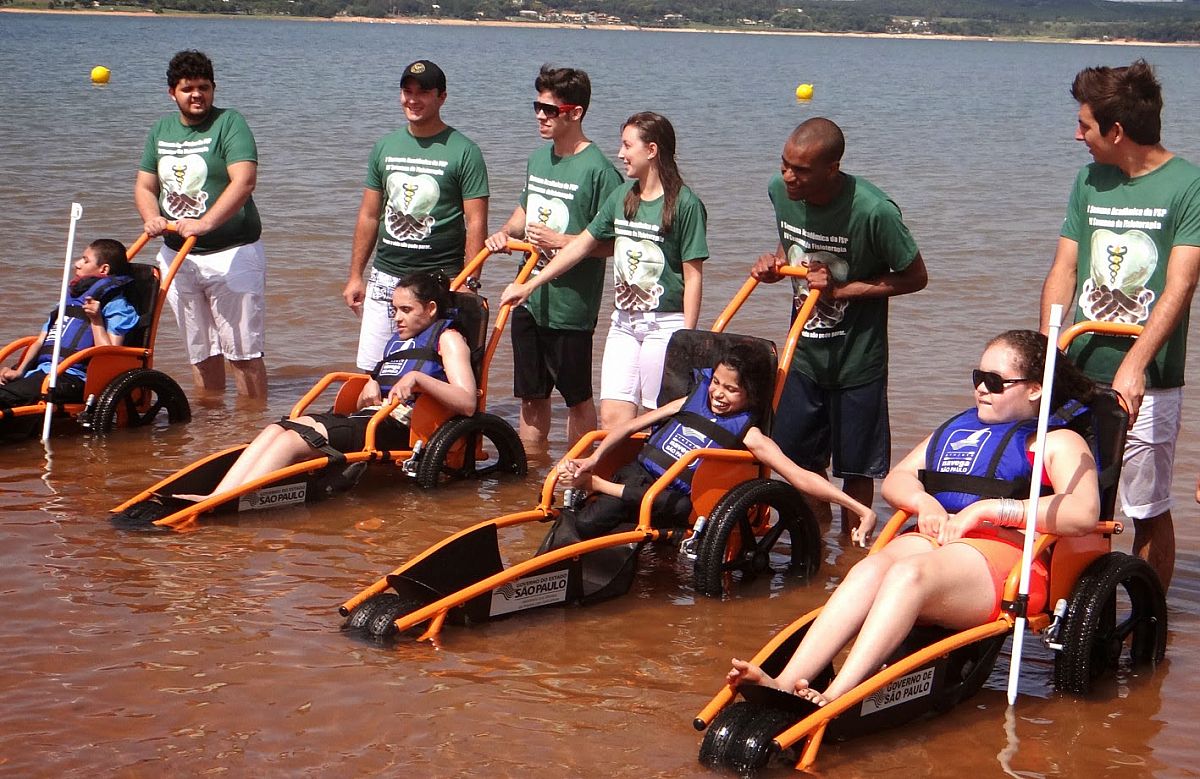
[[355, 266, 401, 371], [1119, 386, 1183, 520], [159, 240, 267, 364], [599, 310, 686, 409]]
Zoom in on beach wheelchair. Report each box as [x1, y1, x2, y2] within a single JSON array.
[[693, 321, 1168, 775], [338, 266, 829, 643], [0, 229, 194, 440], [108, 242, 540, 531]]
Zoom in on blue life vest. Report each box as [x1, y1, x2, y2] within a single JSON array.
[[919, 408, 1051, 513], [371, 319, 451, 395], [36, 275, 135, 368], [637, 368, 757, 494]]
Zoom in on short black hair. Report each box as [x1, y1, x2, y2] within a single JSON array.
[[89, 239, 132, 276], [534, 64, 591, 116], [167, 50, 215, 88], [1070, 59, 1162, 145]]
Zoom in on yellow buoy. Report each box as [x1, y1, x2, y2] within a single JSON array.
[[795, 83, 814, 101], [90, 66, 111, 85]]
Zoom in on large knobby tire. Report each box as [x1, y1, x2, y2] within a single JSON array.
[[343, 592, 431, 642], [90, 368, 191, 434], [693, 478, 821, 598], [698, 701, 795, 775], [1052, 552, 1167, 695], [415, 412, 527, 489]]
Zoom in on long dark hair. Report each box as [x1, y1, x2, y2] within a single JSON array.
[[396, 270, 451, 319], [988, 329, 1096, 411], [622, 112, 684, 234]]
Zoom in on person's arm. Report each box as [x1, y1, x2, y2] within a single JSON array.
[[485, 205, 527, 252], [808, 253, 928, 301], [81, 299, 125, 347], [751, 243, 786, 283], [938, 428, 1100, 544], [1, 331, 47, 382], [463, 196, 488, 263], [500, 229, 602, 307], [356, 378, 383, 409], [134, 170, 170, 237], [343, 188, 384, 315], [174, 160, 256, 239], [682, 259, 703, 329], [1110, 245, 1200, 424], [1040, 236, 1080, 332], [560, 397, 686, 485], [880, 432, 951, 537], [386, 329, 477, 417], [745, 427, 877, 545]]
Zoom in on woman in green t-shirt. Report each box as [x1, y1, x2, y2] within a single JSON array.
[[501, 112, 708, 429]]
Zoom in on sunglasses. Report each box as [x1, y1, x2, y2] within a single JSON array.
[[972, 369, 1031, 394], [533, 100, 580, 118]]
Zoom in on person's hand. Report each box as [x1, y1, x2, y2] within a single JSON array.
[[937, 501, 991, 545], [387, 372, 423, 405], [500, 282, 531, 308], [750, 252, 783, 283], [142, 216, 170, 237], [525, 223, 568, 251], [850, 507, 878, 548], [914, 495, 949, 538], [82, 297, 102, 325], [1194, 472, 1199, 504], [556, 456, 596, 489], [342, 277, 366, 317], [173, 217, 212, 239], [484, 230, 513, 253], [1111, 362, 1146, 428], [805, 261, 840, 297], [357, 378, 382, 408], [0, 366, 20, 384]]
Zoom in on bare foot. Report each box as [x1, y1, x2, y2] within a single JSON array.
[[171, 493, 213, 503], [728, 658, 786, 692], [793, 681, 830, 707]]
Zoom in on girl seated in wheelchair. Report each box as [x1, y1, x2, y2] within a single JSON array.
[[554, 348, 876, 542], [727, 329, 1099, 706], [178, 271, 476, 501]]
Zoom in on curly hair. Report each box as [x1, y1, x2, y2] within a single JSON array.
[[987, 329, 1096, 411]]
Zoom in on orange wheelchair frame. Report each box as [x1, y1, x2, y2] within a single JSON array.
[[0, 228, 195, 438], [693, 321, 1168, 774], [338, 266, 831, 643], [108, 242, 539, 531]]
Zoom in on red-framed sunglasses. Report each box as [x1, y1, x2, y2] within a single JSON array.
[[533, 101, 580, 118]]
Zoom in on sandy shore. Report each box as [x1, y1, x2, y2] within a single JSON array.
[[2, 6, 1195, 46]]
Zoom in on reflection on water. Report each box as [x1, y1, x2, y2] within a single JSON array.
[[2, 13, 1199, 776]]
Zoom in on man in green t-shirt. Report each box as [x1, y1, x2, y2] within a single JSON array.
[[752, 118, 928, 539], [343, 60, 490, 371], [1041, 59, 1200, 591], [485, 65, 622, 448], [135, 50, 268, 399]]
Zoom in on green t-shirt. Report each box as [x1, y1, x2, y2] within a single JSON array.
[[769, 173, 920, 388], [139, 107, 262, 253], [1061, 156, 1200, 388], [587, 182, 708, 313], [520, 143, 623, 330], [365, 126, 490, 277]]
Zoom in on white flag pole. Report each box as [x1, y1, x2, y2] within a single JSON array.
[[41, 202, 84, 442], [1006, 303, 1063, 705]]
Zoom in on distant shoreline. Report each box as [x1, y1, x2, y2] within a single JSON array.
[[2, 6, 1196, 47]]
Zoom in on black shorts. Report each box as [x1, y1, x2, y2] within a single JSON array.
[[306, 410, 409, 452], [573, 461, 693, 538], [0, 373, 84, 410], [510, 307, 594, 407], [771, 371, 890, 479]]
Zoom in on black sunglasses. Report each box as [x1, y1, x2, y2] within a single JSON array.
[[972, 369, 1031, 394], [533, 100, 580, 118]]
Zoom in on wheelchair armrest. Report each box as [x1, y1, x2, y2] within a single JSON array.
[[635, 447, 756, 532], [867, 510, 914, 554], [0, 336, 39, 366], [290, 372, 371, 418]]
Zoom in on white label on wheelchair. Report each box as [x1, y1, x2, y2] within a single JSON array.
[[238, 482, 308, 512], [860, 667, 936, 714], [489, 569, 569, 616]]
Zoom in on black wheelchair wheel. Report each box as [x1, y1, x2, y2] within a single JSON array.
[[693, 478, 821, 598], [365, 593, 431, 640], [342, 593, 396, 633], [415, 412, 527, 489], [1052, 552, 1167, 694], [89, 368, 191, 434], [699, 701, 795, 775]]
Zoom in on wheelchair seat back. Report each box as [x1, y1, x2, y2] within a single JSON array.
[[656, 329, 777, 433], [447, 291, 489, 382], [120, 263, 161, 350]]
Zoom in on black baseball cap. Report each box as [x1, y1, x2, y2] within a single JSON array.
[[401, 60, 446, 92]]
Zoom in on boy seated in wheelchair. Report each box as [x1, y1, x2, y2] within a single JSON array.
[[0, 239, 137, 411], [554, 348, 876, 543]]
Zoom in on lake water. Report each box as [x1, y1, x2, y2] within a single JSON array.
[[1, 12, 1199, 776]]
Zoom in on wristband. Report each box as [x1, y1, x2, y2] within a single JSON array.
[[995, 498, 1026, 528]]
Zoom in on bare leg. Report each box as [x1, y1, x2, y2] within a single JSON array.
[[518, 397, 552, 448], [599, 398, 637, 431], [229, 356, 268, 400], [566, 398, 598, 447], [1132, 510, 1175, 591], [820, 543, 996, 702], [180, 417, 327, 499], [841, 476, 874, 538], [191, 355, 226, 393]]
